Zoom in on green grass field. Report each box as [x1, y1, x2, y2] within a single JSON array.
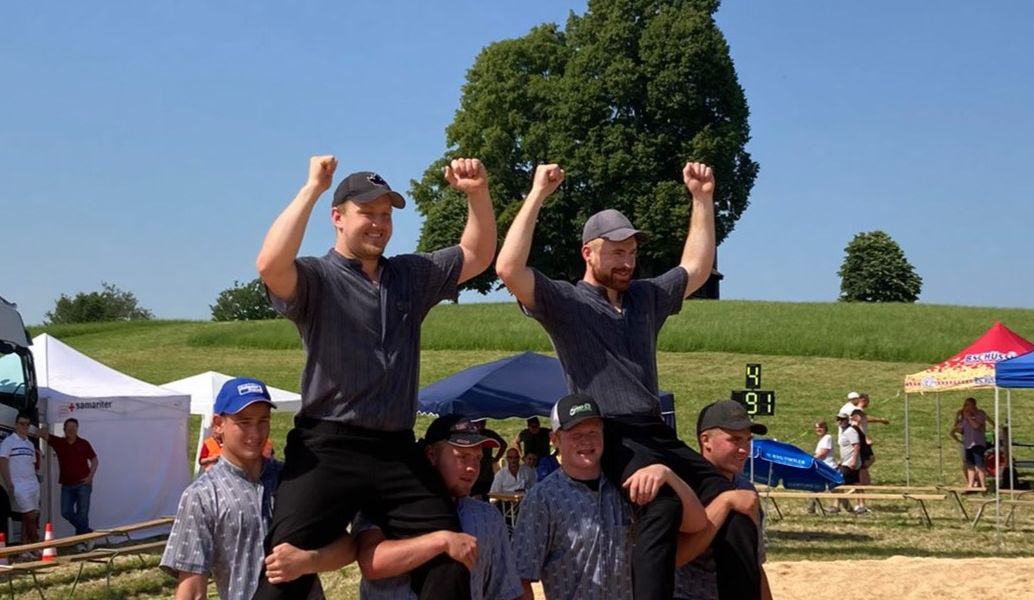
[[19, 301, 1034, 598]]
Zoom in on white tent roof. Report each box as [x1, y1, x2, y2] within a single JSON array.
[[33, 333, 189, 404], [161, 371, 301, 415]]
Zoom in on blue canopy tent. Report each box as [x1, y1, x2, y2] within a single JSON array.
[[990, 350, 1034, 542], [418, 352, 677, 429]]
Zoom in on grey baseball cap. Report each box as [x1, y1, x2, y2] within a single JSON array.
[[697, 400, 768, 435], [581, 209, 649, 245], [332, 171, 406, 209], [550, 393, 603, 431]]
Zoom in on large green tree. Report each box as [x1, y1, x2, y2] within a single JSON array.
[[45, 282, 153, 324], [411, 0, 758, 293], [838, 231, 923, 303]]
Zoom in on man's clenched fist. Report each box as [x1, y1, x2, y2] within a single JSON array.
[[308, 155, 338, 193], [531, 164, 565, 197], [444, 157, 489, 195], [682, 161, 715, 198]]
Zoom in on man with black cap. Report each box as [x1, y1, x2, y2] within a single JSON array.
[[497, 163, 761, 600], [511, 394, 708, 600], [262, 415, 523, 600], [674, 400, 770, 600], [254, 156, 497, 599]]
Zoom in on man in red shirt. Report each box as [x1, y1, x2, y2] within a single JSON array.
[[40, 418, 99, 540]]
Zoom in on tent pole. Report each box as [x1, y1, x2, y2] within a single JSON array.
[[904, 392, 911, 487], [995, 387, 1002, 550], [936, 394, 943, 485], [1007, 389, 1015, 491]]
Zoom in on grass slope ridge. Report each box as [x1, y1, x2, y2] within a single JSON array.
[[59, 300, 1034, 364]]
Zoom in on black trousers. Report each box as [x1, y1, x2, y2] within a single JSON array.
[[251, 419, 471, 600], [602, 416, 761, 600]]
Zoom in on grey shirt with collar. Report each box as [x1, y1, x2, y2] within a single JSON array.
[[160, 457, 313, 600], [523, 266, 689, 417], [511, 469, 633, 600], [269, 246, 463, 431], [353, 497, 523, 600]]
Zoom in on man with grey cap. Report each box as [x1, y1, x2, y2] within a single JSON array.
[[674, 400, 771, 600], [254, 156, 497, 599], [497, 163, 761, 600]]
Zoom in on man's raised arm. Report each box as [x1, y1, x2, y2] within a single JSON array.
[[496, 164, 565, 310], [445, 158, 497, 284], [256, 155, 337, 302], [678, 161, 717, 298]]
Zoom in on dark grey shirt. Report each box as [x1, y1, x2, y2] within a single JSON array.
[[270, 246, 463, 431], [511, 469, 632, 600], [160, 457, 294, 600], [524, 266, 689, 417], [674, 474, 764, 600]]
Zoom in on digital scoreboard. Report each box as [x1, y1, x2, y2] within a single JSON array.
[[731, 363, 775, 416]]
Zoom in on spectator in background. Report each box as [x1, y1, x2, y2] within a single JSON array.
[[959, 397, 992, 489], [471, 419, 507, 500], [513, 417, 551, 462], [0, 412, 41, 551], [491, 448, 536, 494], [534, 449, 560, 481], [39, 418, 99, 545], [808, 420, 836, 514]]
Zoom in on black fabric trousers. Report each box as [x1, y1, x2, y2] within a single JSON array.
[[602, 416, 761, 600], [251, 418, 471, 600]]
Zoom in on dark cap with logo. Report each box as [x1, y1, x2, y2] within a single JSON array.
[[332, 171, 406, 209], [696, 400, 768, 435], [551, 393, 603, 431], [581, 209, 649, 244], [422, 414, 501, 449]]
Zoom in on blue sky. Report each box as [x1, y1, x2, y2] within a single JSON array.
[[2, 1, 1032, 325]]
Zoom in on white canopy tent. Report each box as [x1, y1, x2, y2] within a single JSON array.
[[32, 334, 190, 538], [160, 371, 301, 475]]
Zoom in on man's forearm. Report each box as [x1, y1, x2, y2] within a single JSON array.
[[256, 183, 323, 279], [679, 196, 716, 295], [665, 471, 707, 533], [496, 192, 546, 280], [457, 188, 497, 282], [676, 495, 732, 566], [358, 531, 448, 580]]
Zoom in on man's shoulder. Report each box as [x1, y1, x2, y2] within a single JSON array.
[[459, 496, 505, 526]]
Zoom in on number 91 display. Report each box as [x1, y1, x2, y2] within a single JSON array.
[[731, 363, 775, 416]]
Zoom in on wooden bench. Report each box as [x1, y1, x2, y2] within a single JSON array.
[[967, 495, 1034, 528], [760, 491, 947, 527], [0, 518, 172, 599]]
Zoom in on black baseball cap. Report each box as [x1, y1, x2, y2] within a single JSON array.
[[696, 400, 768, 435], [332, 171, 406, 209], [422, 414, 500, 449], [582, 209, 649, 244], [550, 393, 603, 431]]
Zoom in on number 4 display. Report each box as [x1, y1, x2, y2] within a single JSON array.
[[732, 363, 775, 416]]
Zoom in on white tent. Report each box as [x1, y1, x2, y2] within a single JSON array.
[[32, 334, 190, 538], [160, 371, 300, 476]]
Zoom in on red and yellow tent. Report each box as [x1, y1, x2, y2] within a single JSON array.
[[904, 321, 1034, 393]]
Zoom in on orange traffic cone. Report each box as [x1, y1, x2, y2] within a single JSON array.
[[0, 532, 8, 566], [41, 523, 56, 562]]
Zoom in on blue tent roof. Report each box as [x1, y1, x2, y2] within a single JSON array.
[[996, 350, 1034, 389], [418, 351, 675, 424]]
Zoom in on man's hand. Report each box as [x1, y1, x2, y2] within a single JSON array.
[[307, 155, 338, 194], [623, 464, 673, 505], [439, 531, 478, 571], [82, 476, 93, 485], [682, 161, 715, 198], [265, 543, 317, 584], [723, 489, 760, 525], [530, 164, 565, 197], [444, 157, 488, 196]]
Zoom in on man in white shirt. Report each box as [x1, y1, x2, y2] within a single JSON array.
[[490, 448, 536, 494], [0, 412, 41, 549]]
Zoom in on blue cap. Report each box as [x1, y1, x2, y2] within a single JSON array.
[[214, 377, 277, 415]]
